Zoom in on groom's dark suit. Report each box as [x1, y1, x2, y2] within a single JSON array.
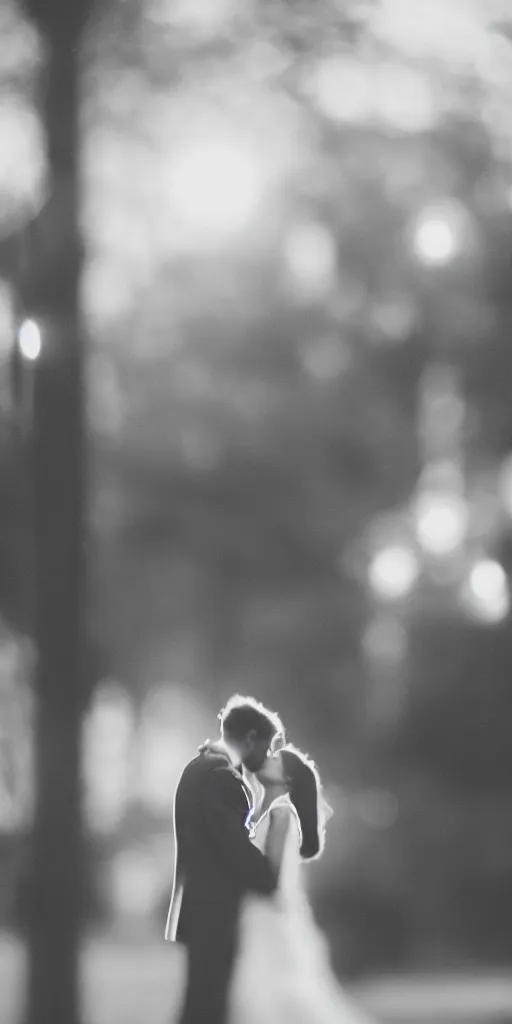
[[166, 750, 276, 1024]]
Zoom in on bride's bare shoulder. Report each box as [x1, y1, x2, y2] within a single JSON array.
[[269, 795, 301, 833], [269, 804, 292, 823], [268, 793, 294, 818], [270, 794, 302, 844], [270, 793, 292, 808]]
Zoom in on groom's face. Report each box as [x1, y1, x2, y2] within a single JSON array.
[[239, 731, 272, 773]]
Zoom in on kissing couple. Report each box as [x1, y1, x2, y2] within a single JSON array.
[[165, 695, 371, 1024]]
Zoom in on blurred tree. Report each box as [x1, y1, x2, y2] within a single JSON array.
[[18, 3, 91, 1024]]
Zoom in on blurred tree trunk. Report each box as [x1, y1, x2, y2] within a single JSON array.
[[20, 2, 91, 1023]]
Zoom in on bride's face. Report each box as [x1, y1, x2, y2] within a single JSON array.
[[255, 751, 286, 787]]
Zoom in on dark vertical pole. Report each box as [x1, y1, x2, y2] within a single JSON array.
[[20, 2, 91, 1024]]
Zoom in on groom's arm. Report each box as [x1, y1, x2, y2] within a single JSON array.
[[203, 767, 277, 895]]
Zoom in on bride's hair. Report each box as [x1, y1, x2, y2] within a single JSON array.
[[280, 745, 323, 861]]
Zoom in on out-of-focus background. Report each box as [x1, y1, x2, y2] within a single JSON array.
[[2, 0, 512, 1021]]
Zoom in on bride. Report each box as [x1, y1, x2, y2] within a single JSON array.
[[228, 743, 372, 1024]]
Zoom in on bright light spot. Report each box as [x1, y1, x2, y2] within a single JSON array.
[[373, 64, 437, 133], [415, 492, 468, 557], [308, 58, 373, 123], [411, 201, 476, 266], [372, 0, 486, 66], [18, 319, 41, 360], [152, 0, 237, 35], [413, 216, 458, 265], [462, 559, 510, 624], [308, 57, 437, 132], [368, 545, 420, 601], [284, 222, 337, 300], [167, 135, 264, 243]]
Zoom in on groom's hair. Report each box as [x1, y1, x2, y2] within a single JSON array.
[[219, 694, 283, 745]]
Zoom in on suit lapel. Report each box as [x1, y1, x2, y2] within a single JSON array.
[[232, 767, 252, 812], [203, 750, 254, 818], [241, 778, 253, 814]]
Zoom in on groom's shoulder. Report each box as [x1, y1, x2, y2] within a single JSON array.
[[178, 751, 233, 787]]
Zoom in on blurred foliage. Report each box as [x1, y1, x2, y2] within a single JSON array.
[[1, 0, 512, 975]]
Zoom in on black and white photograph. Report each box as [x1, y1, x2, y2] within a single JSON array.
[[0, 1, 512, 1023]]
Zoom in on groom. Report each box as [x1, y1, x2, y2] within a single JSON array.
[[166, 695, 283, 1024]]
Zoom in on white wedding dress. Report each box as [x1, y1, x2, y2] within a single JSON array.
[[228, 793, 373, 1024]]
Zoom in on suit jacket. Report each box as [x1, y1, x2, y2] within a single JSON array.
[[165, 751, 276, 945]]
